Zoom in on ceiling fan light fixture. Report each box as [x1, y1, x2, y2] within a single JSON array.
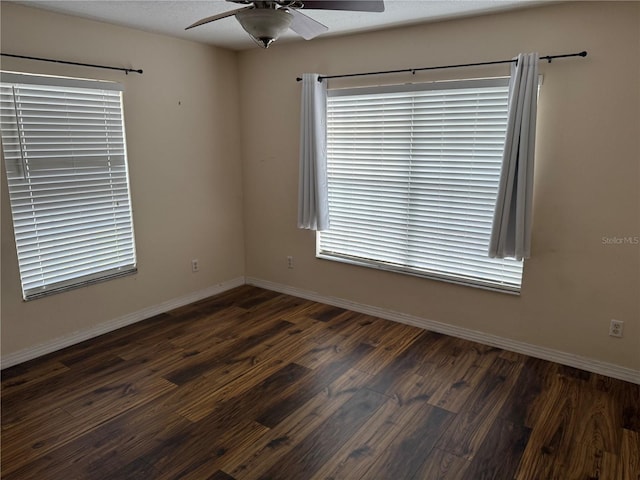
[[236, 8, 293, 48]]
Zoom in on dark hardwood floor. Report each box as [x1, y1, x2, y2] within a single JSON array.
[[2, 285, 639, 479]]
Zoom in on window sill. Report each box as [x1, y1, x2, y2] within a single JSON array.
[[316, 252, 521, 296]]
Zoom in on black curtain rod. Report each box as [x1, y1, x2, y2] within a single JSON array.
[[1, 53, 143, 75], [296, 51, 587, 82]]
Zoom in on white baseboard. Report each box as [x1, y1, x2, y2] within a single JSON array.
[[0, 277, 245, 370], [5, 275, 638, 385], [246, 277, 640, 385]]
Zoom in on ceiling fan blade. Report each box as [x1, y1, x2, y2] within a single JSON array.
[[288, 9, 329, 40], [301, 0, 384, 12], [185, 6, 252, 30]]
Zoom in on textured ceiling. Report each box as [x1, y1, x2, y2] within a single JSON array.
[[16, 0, 545, 50]]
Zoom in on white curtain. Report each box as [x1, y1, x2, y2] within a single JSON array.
[[298, 73, 329, 231], [489, 53, 539, 260]]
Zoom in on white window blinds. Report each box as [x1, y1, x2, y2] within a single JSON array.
[[1, 72, 136, 300], [318, 78, 524, 292]]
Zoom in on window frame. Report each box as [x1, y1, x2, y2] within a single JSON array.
[[1, 71, 137, 301], [317, 76, 525, 294]]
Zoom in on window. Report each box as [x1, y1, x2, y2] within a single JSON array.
[[317, 78, 523, 293], [1, 72, 136, 300]]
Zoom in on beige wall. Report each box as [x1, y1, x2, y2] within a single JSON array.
[[1, 2, 638, 373], [239, 2, 640, 371], [1, 3, 245, 355]]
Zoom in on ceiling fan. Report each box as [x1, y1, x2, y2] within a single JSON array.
[[186, 0, 385, 48]]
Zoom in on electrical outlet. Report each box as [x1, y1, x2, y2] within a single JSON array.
[[191, 259, 199, 273], [609, 319, 623, 338], [287, 256, 294, 269]]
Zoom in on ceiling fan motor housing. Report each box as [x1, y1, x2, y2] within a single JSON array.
[[235, 8, 293, 48]]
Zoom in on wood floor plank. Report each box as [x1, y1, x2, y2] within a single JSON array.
[[2, 353, 124, 411], [115, 339, 200, 377], [2, 286, 636, 480], [460, 418, 530, 480], [2, 354, 135, 428], [1, 368, 176, 475], [1, 404, 190, 480], [306, 303, 349, 323], [63, 368, 177, 423], [294, 340, 353, 370], [499, 356, 558, 428], [1, 407, 78, 475], [618, 428, 640, 480], [366, 330, 443, 396], [303, 310, 374, 349], [165, 355, 295, 423], [165, 318, 294, 386], [309, 375, 444, 480], [200, 315, 324, 382], [562, 442, 619, 480], [222, 368, 373, 480], [435, 356, 523, 461], [73, 404, 193, 479], [424, 339, 502, 413], [515, 371, 628, 480], [514, 372, 575, 479], [205, 471, 237, 480], [255, 342, 374, 428], [56, 312, 182, 367], [142, 419, 269, 479], [163, 306, 249, 350], [179, 362, 311, 423], [350, 321, 424, 376], [290, 313, 383, 371], [353, 315, 419, 348], [106, 458, 160, 480], [619, 381, 640, 432], [361, 403, 454, 479], [0, 360, 70, 395], [157, 316, 323, 415], [255, 387, 388, 480], [410, 448, 470, 480]]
